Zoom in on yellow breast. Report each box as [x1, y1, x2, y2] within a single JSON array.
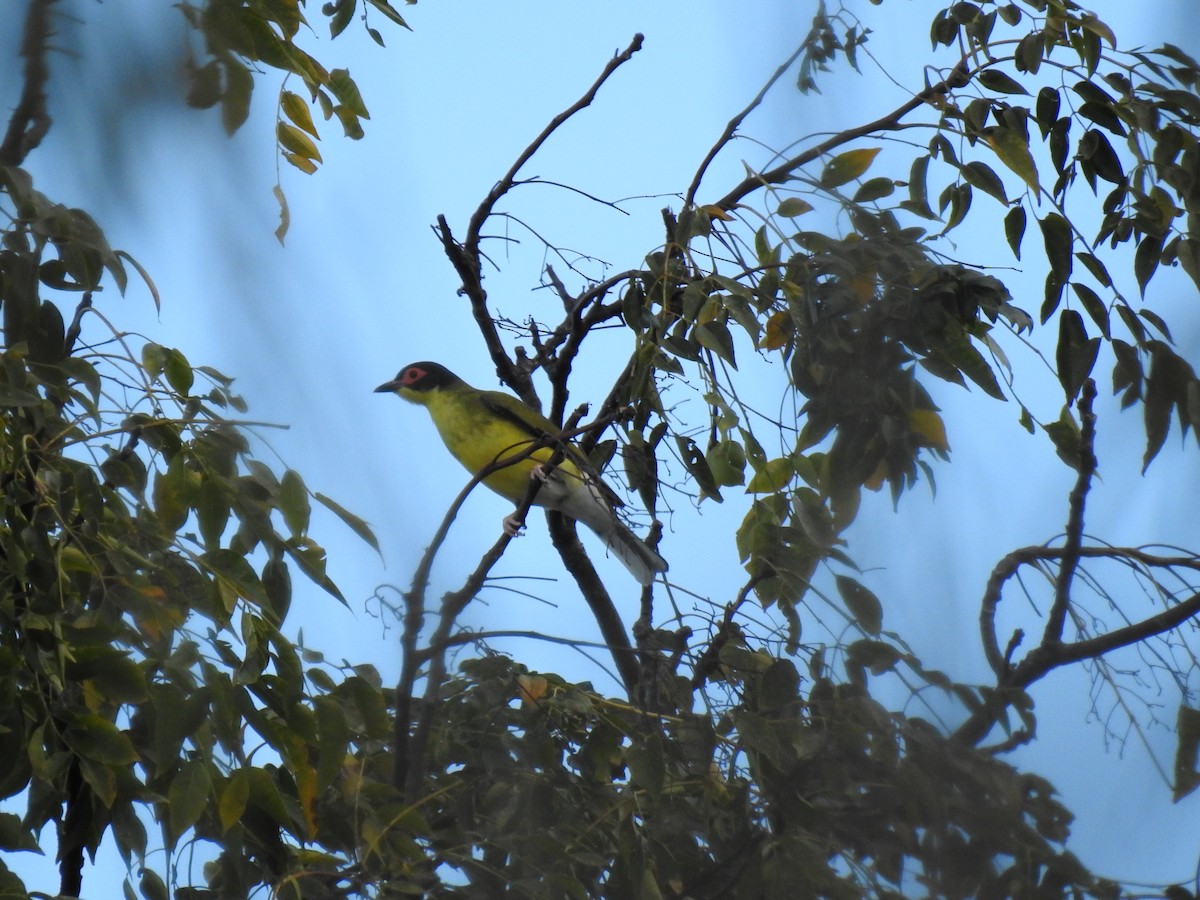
[[421, 388, 581, 502]]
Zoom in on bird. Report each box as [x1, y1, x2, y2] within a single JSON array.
[[375, 361, 668, 586]]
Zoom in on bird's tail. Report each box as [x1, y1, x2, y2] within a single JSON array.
[[587, 515, 668, 586]]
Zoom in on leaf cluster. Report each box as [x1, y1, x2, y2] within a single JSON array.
[[0, 162, 379, 898]]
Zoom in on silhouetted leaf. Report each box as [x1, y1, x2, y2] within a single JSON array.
[[1004, 205, 1026, 259], [1055, 310, 1100, 402], [836, 575, 882, 635]]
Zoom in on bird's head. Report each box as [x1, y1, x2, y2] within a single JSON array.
[[375, 361, 462, 404]]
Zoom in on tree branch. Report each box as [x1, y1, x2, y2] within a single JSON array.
[[547, 512, 640, 696], [685, 41, 807, 206], [710, 58, 971, 212], [964, 542, 1200, 746], [0, 0, 55, 167], [434, 34, 644, 407], [1042, 378, 1098, 646]]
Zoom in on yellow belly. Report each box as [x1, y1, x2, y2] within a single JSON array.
[[425, 390, 581, 502]]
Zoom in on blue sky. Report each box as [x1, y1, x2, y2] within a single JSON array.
[[5, 0, 1200, 891]]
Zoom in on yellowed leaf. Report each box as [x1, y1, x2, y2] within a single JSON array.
[[745, 457, 794, 493], [762, 310, 792, 350], [699, 203, 735, 221], [517, 674, 548, 705], [281, 90, 319, 137], [908, 408, 950, 452], [820, 147, 881, 188]]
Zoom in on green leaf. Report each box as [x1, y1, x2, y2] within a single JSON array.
[[221, 61, 254, 136], [0, 813, 36, 852], [961, 161, 1008, 204], [142, 342, 166, 381], [979, 69, 1029, 95], [329, 68, 369, 118], [708, 439, 747, 487], [140, 867, 169, 900], [988, 127, 1040, 193], [852, 177, 895, 203], [820, 147, 881, 188], [1055, 310, 1100, 402], [745, 457, 794, 494], [902, 154, 936, 219], [165, 348, 194, 396], [835, 574, 883, 635], [1004, 205, 1026, 259], [1035, 87, 1060, 136], [66, 715, 138, 765], [1076, 251, 1112, 287], [777, 197, 814, 218], [168, 760, 211, 846], [1039, 212, 1073, 291], [694, 320, 737, 368], [219, 769, 251, 834], [366, 0, 412, 29], [931, 324, 1006, 400], [1071, 282, 1110, 339], [314, 696, 351, 790], [197, 475, 231, 551], [1135, 233, 1164, 297], [328, 0, 357, 37], [1045, 406, 1082, 470], [675, 435, 722, 503], [846, 639, 902, 675], [279, 469, 311, 537], [315, 491, 380, 553], [204, 549, 269, 611]]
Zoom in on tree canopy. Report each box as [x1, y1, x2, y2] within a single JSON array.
[[4, 0, 1200, 897]]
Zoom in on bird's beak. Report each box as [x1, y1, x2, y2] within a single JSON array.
[[374, 380, 400, 393]]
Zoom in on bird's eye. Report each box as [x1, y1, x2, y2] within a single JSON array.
[[403, 367, 424, 385]]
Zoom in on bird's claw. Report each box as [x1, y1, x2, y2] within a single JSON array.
[[530, 463, 550, 483], [503, 514, 525, 537]]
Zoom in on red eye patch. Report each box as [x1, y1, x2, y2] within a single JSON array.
[[402, 366, 426, 385]]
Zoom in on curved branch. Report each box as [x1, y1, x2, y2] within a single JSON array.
[[966, 542, 1200, 746]]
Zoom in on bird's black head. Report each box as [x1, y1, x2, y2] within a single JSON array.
[[375, 361, 462, 395]]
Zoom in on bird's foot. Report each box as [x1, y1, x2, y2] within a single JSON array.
[[530, 463, 550, 483], [503, 514, 525, 537]]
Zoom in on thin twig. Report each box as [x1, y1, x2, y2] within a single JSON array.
[[710, 58, 971, 212], [435, 34, 645, 406], [685, 41, 808, 206]]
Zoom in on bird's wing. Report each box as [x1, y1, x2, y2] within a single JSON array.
[[478, 391, 623, 508], [479, 391, 561, 442]]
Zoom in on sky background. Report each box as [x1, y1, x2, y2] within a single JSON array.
[[4, 0, 1200, 892]]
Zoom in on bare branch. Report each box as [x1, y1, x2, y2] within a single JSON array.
[[547, 511, 639, 695], [710, 58, 971, 213], [1042, 378, 1098, 646], [685, 41, 808, 207], [464, 34, 644, 254], [0, 0, 55, 167], [434, 35, 644, 406]]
